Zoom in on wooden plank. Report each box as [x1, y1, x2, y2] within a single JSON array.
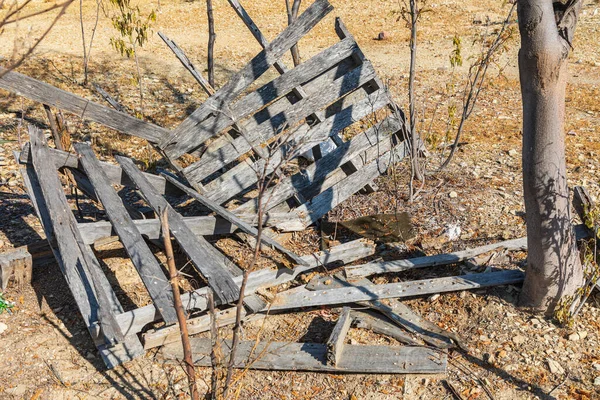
[[161, 0, 334, 159], [117, 155, 240, 304], [308, 274, 465, 350], [162, 174, 308, 266], [27, 126, 144, 366], [93, 84, 127, 113], [74, 143, 178, 324], [269, 269, 525, 311], [0, 68, 167, 144], [183, 61, 378, 184], [345, 237, 528, 279], [19, 143, 179, 196], [162, 338, 447, 374], [201, 89, 393, 206], [353, 310, 423, 346], [233, 112, 401, 214], [326, 306, 353, 366], [90, 239, 375, 340]]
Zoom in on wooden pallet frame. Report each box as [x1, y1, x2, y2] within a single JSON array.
[[0, 0, 411, 232]]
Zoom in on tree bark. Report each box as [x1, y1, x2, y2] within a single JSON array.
[[207, 0, 216, 87], [518, 0, 584, 313]]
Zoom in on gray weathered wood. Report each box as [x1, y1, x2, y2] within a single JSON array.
[[90, 239, 374, 340], [353, 310, 422, 346], [75, 143, 178, 324], [345, 237, 528, 279], [162, 174, 308, 266], [0, 246, 32, 290], [269, 269, 525, 311], [0, 68, 167, 143], [308, 274, 465, 350], [161, 0, 333, 158], [326, 306, 353, 366], [116, 155, 240, 304], [93, 84, 127, 113], [182, 61, 377, 184], [199, 89, 393, 207], [19, 143, 179, 196], [162, 337, 447, 374], [27, 126, 144, 366]]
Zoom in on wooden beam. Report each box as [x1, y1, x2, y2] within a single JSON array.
[[326, 306, 353, 366], [353, 310, 422, 346], [117, 155, 240, 304], [75, 143, 178, 324], [161, 338, 447, 374], [269, 270, 525, 311], [0, 68, 167, 144]]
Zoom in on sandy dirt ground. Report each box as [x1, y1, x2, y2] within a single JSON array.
[[1, 0, 600, 398]]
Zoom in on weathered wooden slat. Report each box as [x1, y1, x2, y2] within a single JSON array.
[[308, 274, 465, 350], [162, 174, 308, 266], [269, 269, 525, 311], [183, 61, 377, 184], [0, 68, 167, 143], [345, 237, 528, 279], [326, 306, 353, 366], [93, 84, 127, 113], [158, 32, 215, 96], [27, 127, 144, 367], [116, 156, 240, 304], [0, 246, 32, 290], [233, 112, 400, 214], [200, 89, 393, 206], [90, 239, 374, 340], [19, 143, 179, 196], [75, 143, 178, 324], [161, 0, 333, 159], [162, 338, 447, 374], [353, 310, 423, 346]]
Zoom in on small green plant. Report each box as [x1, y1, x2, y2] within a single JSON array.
[[0, 292, 15, 314], [107, 0, 156, 114]]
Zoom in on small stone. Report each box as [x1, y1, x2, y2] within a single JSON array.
[[0, 322, 7, 335], [568, 333, 580, 341], [547, 358, 565, 375], [594, 377, 600, 386], [449, 191, 458, 198], [578, 331, 588, 340], [512, 335, 526, 345], [593, 363, 600, 371], [484, 353, 496, 364], [377, 31, 391, 40], [428, 294, 440, 302], [497, 350, 508, 358], [507, 149, 518, 157]]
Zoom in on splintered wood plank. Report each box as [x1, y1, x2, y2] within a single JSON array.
[[269, 270, 525, 311], [116, 156, 240, 304], [326, 307, 353, 366], [162, 174, 308, 266], [353, 310, 423, 346], [233, 112, 401, 214], [345, 237, 528, 279], [0, 246, 32, 290], [89, 239, 375, 340], [200, 89, 393, 206], [74, 143, 178, 325], [0, 68, 167, 144], [162, 338, 447, 374], [27, 127, 144, 366], [19, 143, 179, 195], [161, 0, 333, 158], [183, 61, 377, 184]]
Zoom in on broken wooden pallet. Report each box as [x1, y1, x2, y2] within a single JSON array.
[[1, 1, 411, 232]]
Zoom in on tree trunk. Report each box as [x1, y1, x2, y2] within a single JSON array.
[[518, 0, 584, 314]]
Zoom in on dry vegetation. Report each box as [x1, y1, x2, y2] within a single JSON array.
[[0, 0, 599, 398]]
